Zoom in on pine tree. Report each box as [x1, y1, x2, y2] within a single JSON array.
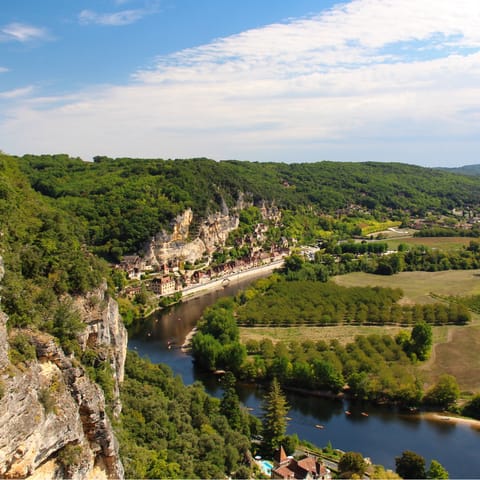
[[261, 378, 289, 455], [220, 372, 242, 431]]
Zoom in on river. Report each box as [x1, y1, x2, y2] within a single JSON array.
[[129, 275, 480, 478]]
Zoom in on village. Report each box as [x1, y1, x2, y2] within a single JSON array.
[[116, 211, 292, 302]]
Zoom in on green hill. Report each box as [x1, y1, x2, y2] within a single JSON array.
[[14, 154, 480, 258]]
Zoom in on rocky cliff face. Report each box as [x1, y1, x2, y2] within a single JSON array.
[[74, 283, 128, 417], [146, 207, 240, 265], [0, 258, 126, 479]]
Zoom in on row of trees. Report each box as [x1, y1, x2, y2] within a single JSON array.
[[310, 242, 480, 278], [235, 276, 470, 327], [192, 297, 453, 407]]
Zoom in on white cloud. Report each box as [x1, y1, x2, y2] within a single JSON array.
[[0, 22, 50, 43], [78, 2, 159, 26], [2, 0, 480, 166], [0, 67, 9, 73], [0, 86, 34, 100]]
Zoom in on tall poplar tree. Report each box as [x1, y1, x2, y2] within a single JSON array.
[[261, 378, 289, 455]]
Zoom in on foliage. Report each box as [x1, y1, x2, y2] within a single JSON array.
[[191, 299, 246, 374], [0, 155, 107, 335], [38, 387, 56, 414], [423, 374, 460, 408], [235, 276, 467, 327], [395, 450, 426, 479], [461, 394, 480, 420], [261, 378, 290, 456], [8, 333, 37, 364], [118, 351, 253, 479], [427, 459, 449, 479], [338, 451, 367, 478], [57, 444, 83, 471], [371, 465, 402, 479], [220, 372, 243, 432], [408, 322, 433, 361], [16, 154, 480, 258]]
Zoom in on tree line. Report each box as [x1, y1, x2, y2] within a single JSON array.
[[234, 276, 470, 327]]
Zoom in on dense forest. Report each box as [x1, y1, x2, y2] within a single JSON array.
[[15, 154, 480, 258]]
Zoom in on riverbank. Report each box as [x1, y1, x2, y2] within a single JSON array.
[[181, 259, 284, 301], [421, 411, 480, 429]]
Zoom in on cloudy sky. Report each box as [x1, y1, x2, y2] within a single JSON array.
[[1, 0, 480, 166]]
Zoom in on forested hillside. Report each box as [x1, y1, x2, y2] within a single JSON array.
[[3, 151, 480, 477], [439, 164, 480, 176], [16, 154, 480, 258]]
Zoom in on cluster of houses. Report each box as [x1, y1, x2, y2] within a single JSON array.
[[119, 247, 289, 299], [268, 446, 332, 480]]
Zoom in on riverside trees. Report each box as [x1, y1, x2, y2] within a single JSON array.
[[261, 378, 289, 456]]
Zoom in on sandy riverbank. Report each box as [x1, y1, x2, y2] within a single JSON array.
[[421, 411, 480, 429]]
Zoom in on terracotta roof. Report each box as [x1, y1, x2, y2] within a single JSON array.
[[273, 465, 296, 479], [297, 456, 317, 474]]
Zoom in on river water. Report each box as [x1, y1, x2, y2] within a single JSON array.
[[129, 276, 480, 478]]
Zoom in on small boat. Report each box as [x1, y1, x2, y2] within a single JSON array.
[[345, 410, 351, 415], [361, 412, 369, 417], [315, 424, 325, 429]]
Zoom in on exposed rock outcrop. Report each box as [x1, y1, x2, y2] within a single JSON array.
[[74, 283, 128, 417], [0, 258, 8, 372], [0, 332, 124, 479], [146, 208, 239, 265], [0, 256, 125, 479]]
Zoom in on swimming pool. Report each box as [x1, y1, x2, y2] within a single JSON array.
[[260, 460, 273, 476]]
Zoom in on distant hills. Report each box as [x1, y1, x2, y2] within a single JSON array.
[[438, 164, 480, 176]]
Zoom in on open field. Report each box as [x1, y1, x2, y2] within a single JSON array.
[[386, 236, 473, 251], [332, 269, 480, 304], [333, 270, 480, 392], [239, 270, 480, 394], [419, 321, 480, 394], [239, 325, 406, 346]]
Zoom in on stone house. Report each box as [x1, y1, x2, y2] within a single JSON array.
[[271, 447, 332, 480]]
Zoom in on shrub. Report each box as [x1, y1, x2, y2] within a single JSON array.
[[8, 333, 37, 365]]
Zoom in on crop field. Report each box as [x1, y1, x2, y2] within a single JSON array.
[[386, 236, 473, 251], [332, 270, 480, 304], [419, 322, 480, 394], [239, 270, 480, 393], [333, 270, 480, 392], [239, 324, 406, 346]]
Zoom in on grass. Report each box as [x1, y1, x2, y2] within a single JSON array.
[[386, 236, 472, 251], [333, 270, 480, 393], [332, 269, 480, 304], [419, 322, 480, 394], [239, 270, 480, 394], [240, 325, 406, 346]]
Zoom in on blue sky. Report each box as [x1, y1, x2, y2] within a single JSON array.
[[1, 0, 480, 166]]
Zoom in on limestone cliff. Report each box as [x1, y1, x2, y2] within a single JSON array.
[[0, 259, 126, 479], [146, 207, 239, 265], [74, 283, 128, 417]]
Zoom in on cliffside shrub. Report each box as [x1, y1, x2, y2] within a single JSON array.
[[8, 333, 37, 365], [57, 444, 82, 469], [38, 387, 56, 414]]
